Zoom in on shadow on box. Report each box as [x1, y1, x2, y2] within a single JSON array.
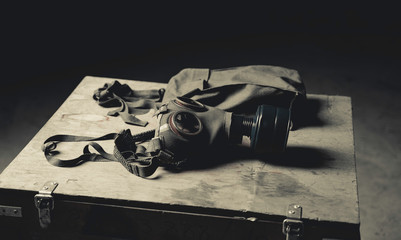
[[166, 98, 330, 173]]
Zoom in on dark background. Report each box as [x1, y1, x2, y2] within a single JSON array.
[[2, 2, 400, 86], [1, 2, 400, 239]]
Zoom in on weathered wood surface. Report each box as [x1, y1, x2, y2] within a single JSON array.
[[0, 76, 359, 225]]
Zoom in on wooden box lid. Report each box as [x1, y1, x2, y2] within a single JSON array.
[[0, 76, 359, 226]]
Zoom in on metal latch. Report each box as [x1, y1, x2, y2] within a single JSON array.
[[34, 181, 58, 228], [282, 204, 304, 240]]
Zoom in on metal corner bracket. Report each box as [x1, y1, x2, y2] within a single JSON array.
[[282, 204, 304, 240], [34, 181, 58, 229]]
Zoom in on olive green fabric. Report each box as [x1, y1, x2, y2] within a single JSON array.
[[163, 65, 306, 114]]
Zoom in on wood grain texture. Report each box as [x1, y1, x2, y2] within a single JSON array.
[[0, 76, 359, 225]]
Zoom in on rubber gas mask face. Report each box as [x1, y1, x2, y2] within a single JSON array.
[[148, 96, 291, 167]]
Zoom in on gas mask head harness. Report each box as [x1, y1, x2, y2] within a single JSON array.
[[113, 96, 291, 177]]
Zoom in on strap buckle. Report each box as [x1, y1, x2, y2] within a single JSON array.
[[42, 141, 57, 152]]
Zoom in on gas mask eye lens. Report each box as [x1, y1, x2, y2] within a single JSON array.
[[174, 97, 206, 111], [169, 111, 203, 137]]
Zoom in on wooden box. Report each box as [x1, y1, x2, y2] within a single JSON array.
[[0, 76, 360, 239]]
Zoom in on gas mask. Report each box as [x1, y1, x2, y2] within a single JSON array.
[[44, 66, 305, 178], [113, 96, 291, 177]]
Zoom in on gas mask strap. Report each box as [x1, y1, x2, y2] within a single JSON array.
[[42, 129, 158, 177], [113, 146, 159, 177], [113, 130, 162, 177], [93, 81, 165, 127], [42, 133, 119, 167], [113, 96, 148, 126]]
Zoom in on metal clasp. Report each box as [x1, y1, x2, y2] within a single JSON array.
[[282, 204, 304, 240], [34, 181, 58, 228]]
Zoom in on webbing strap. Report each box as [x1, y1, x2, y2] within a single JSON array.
[[93, 81, 165, 126], [113, 146, 159, 178], [42, 129, 160, 178], [113, 129, 161, 177], [42, 133, 119, 167]]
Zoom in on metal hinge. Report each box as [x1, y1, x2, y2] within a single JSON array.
[[0, 205, 22, 217], [282, 204, 304, 240], [34, 181, 58, 228]]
